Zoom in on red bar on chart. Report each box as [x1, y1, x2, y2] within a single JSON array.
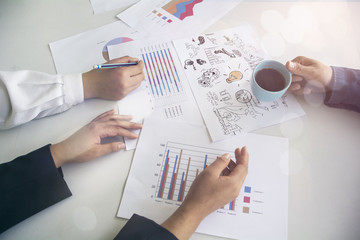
[[229, 200, 235, 211], [158, 150, 170, 198]]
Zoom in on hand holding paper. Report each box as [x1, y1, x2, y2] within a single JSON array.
[[50, 110, 142, 167]]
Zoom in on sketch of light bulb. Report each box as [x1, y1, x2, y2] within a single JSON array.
[[226, 71, 243, 83]]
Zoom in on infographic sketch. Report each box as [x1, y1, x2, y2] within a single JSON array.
[[173, 25, 305, 141]]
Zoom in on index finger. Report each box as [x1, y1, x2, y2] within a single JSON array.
[[229, 147, 249, 180], [91, 109, 115, 122], [128, 60, 145, 77], [292, 75, 304, 82], [107, 56, 139, 64], [206, 153, 231, 176], [291, 56, 316, 66]]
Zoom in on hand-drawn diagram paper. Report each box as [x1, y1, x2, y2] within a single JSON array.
[[117, 118, 288, 240], [173, 25, 306, 142], [117, 0, 240, 40], [90, 0, 139, 14]]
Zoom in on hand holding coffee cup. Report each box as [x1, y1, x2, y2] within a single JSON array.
[[285, 56, 333, 95], [251, 60, 292, 102]]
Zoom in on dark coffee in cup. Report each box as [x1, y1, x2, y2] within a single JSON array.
[[251, 60, 291, 101], [255, 68, 286, 92]]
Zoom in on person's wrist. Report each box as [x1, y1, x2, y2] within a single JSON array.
[[322, 65, 334, 92], [161, 200, 205, 239], [179, 199, 208, 223], [82, 71, 97, 99], [50, 142, 69, 168]]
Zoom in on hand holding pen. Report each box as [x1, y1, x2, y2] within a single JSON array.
[[93, 61, 139, 69], [82, 56, 145, 100]]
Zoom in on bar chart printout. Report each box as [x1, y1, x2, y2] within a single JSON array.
[[117, 119, 288, 239], [140, 43, 185, 105], [155, 141, 256, 213]]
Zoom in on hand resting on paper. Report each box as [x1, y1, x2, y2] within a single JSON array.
[[286, 56, 333, 95], [50, 109, 142, 168], [82, 56, 145, 100], [161, 147, 249, 240]]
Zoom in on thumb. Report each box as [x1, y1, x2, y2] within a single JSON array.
[[207, 153, 231, 176], [286, 60, 314, 80], [92, 142, 125, 158]]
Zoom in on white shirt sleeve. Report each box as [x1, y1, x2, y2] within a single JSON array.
[[0, 70, 84, 129]]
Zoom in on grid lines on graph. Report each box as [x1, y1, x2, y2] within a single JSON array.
[[155, 141, 238, 210]]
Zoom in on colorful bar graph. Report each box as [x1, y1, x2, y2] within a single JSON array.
[[140, 43, 184, 102], [155, 142, 247, 212]]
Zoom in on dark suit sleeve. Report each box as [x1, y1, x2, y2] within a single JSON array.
[[114, 214, 178, 240], [0, 144, 72, 234], [325, 66, 360, 112]]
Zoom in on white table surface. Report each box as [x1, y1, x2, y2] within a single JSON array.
[[0, 1, 360, 239]]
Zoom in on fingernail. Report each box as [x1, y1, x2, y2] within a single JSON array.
[[118, 143, 125, 150], [289, 61, 296, 69], [223, 153, 230, 160], [132, 133, 139, 138]]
